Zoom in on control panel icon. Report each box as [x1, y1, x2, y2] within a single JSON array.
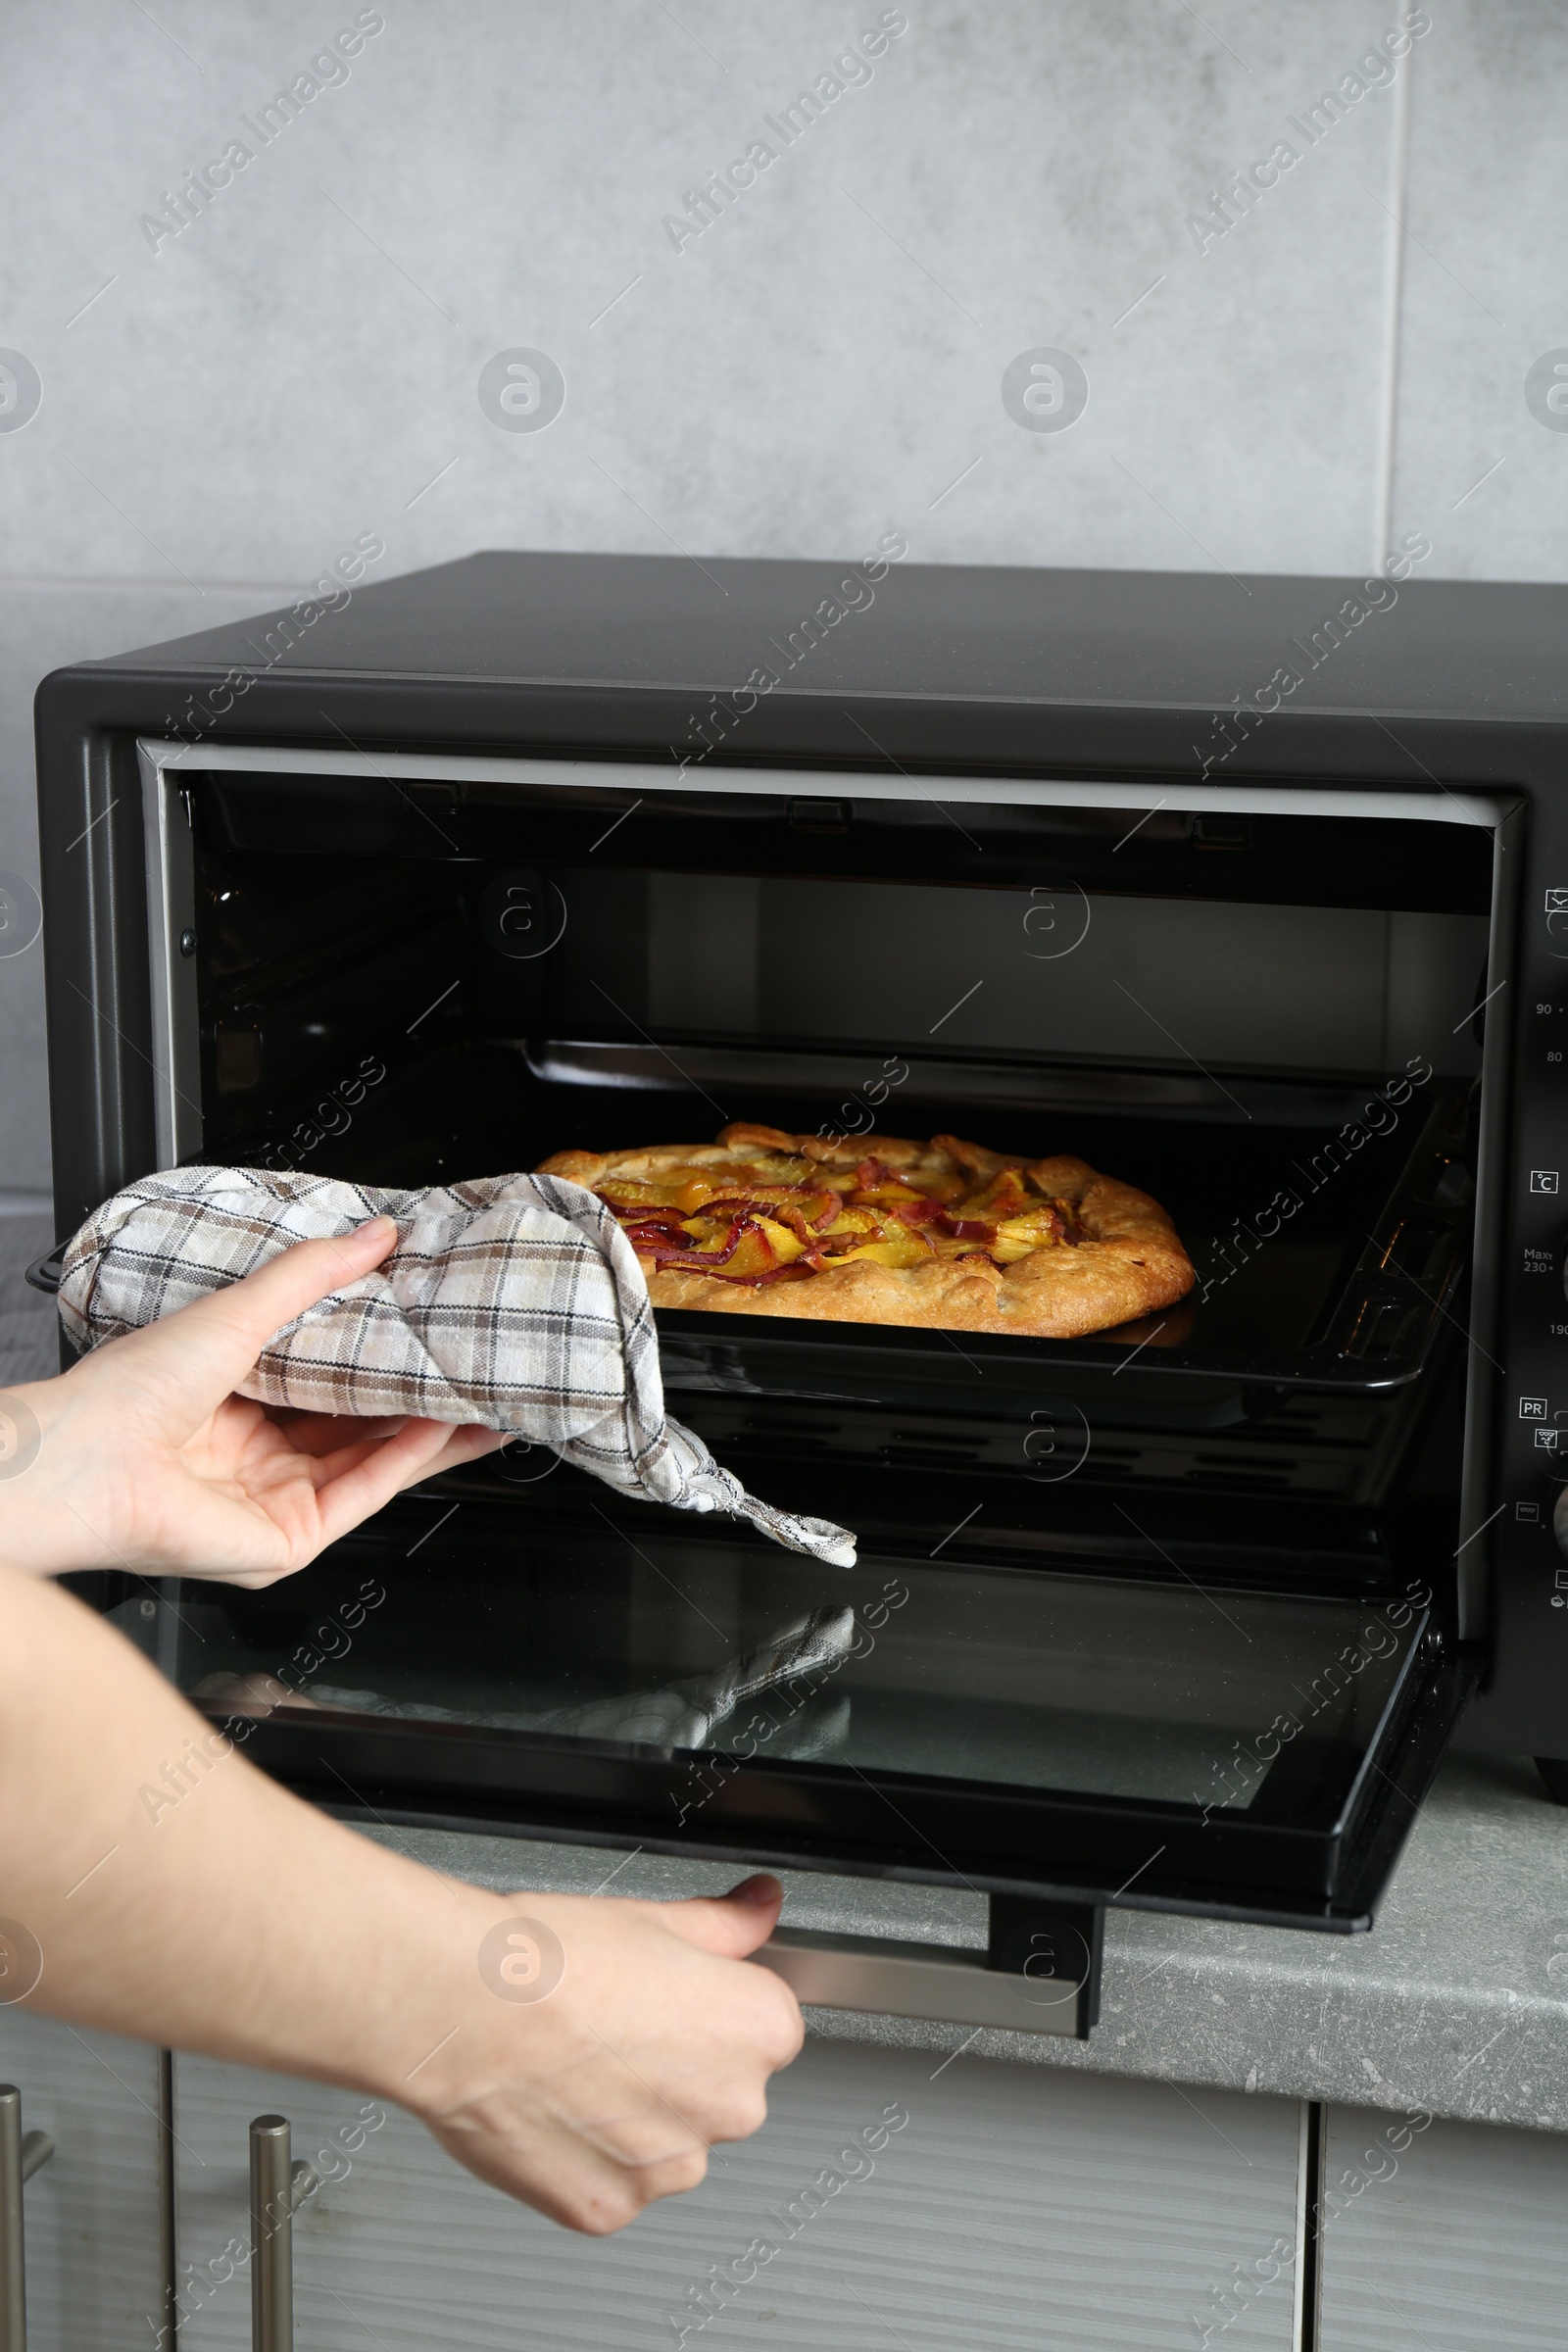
[[1521, 1396, 1549, 1420], [1519, 1500, 1543, 1521], [1547, 889, 1568, 914], [1530, 1170, 1560, 1195]]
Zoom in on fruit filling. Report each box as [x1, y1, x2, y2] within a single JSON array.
[[596, 1152, 1081, 1285]]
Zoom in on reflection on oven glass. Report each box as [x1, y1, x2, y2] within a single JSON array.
[[170, 1517, 1418, 1817]]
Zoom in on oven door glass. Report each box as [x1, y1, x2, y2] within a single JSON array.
[[142, 1470, 1472, 1932]]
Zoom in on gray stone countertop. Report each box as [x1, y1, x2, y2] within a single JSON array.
[[360, 1750, 1568, 2133]]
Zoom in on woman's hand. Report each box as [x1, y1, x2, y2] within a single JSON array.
[[0, 1215, 503, 1584], [410, 1875, 805, 2231]]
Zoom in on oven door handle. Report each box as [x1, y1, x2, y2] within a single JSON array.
[[756, 1904, 1102, 2041]]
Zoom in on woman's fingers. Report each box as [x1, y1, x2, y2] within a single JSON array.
[[94, 1219, 400, 1426], [303, 1420, 502, 1505], [309, 1417, 498, 1550], [416, 1425, 509, 1479], [144, 1416, 503, 1587], [259, 1408, 413, 1459], [251, 1419, 501, 1505], [429, 2110, 706, 2234]]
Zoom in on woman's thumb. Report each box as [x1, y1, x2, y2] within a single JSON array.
[[659, 1875, 783, 1959]]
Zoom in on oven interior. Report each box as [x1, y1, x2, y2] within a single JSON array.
[[141, 765, 1495, 1904]]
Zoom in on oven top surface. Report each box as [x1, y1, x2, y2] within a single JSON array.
[[83, 550, 1568, 729]]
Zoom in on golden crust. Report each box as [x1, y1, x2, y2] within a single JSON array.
[[537, 1124, 1196, 1341]]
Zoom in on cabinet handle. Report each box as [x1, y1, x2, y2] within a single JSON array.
[[249, 2116, 318, 2352], [0, 2084, 56, 2352]]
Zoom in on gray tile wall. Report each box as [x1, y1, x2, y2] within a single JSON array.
[[2, 0, 1563, 1200]]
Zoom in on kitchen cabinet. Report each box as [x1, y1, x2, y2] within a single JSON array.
[[1314, 2103, 1568, 2351], [171, 2041, 1303, 2350], [13, 2007, 1568, 2346], [0, 2007, 164, 2349]]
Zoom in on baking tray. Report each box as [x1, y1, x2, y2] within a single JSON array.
[[209, 1038, 1473, 1403]]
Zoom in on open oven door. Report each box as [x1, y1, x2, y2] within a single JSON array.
[[123, 1441, 1479, 1945]]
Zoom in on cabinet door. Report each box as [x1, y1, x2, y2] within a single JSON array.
[[0, 2007, 165, 2348], [1316, 2104, 1568, 2350], [172, 2040, 1303, 2349]]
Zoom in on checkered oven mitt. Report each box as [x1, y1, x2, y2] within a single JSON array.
[[57, 1165, 858, 1567]]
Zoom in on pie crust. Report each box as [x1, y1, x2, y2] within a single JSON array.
[[538, 1123, 1196, 1341]]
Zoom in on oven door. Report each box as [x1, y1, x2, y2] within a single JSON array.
[[105, 746, 1511, 1931], [123, 1470, 1475, 1934]]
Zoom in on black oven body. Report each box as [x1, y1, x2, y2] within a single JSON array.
[[31, 553, 1568, 1937]]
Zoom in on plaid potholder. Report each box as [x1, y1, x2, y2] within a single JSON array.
[[58, 1165, 858, 1567]]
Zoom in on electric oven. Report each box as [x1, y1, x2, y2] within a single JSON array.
[[30, 553, 1568, 2033]]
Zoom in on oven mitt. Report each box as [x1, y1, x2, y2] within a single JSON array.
[[212, 1603, 858, 1754], [57, 1165, 858, 1568]]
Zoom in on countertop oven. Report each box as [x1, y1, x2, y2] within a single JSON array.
[[31, 554, 1568, 2027]]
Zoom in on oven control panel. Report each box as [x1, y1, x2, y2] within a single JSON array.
[[1513, 951, 1568, 1552], [1471, 846, 1568, 1752]]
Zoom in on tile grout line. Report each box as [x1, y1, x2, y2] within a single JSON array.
[[0, 573, 355, 596], [1371, 34, 1415, 571]]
